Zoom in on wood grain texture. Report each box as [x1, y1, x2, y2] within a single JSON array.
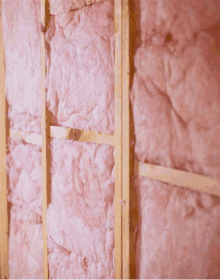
[[10, 127, 114, 146], [122, 0, 130, 278], [9, 128, 220, 197], [0, 1, 9, 278], [50, 126, 115, 146], [114, 0, 123, 278], [40, 0, 49, 278], [135, 161, 220, 196]]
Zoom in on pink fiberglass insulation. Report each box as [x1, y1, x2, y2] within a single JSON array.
[[2, 0, 41, 135], [130, 0, 220, 278], [2, 0, 43, 278], [131, 0, 220, 177], [45, 0, 115, 134], [132, 178, 220, 278], [47, 139, 115, 278], [6, 140, 43, 278], [45, 1, 116, 277], [2, 0, 220, 279]]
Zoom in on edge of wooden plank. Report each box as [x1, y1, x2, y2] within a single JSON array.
[[40, 0, 49, 278], [114, 0, 123, 277], [122, 0, 130, 278], [0, 1, 9, 278], [135, 161, 220, 196]]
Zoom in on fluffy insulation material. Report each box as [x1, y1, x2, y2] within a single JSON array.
[[46, 0, 115, 134], [130, 0, 220, 278], [2, 0, 220, 278], [2, 0, 41, 134], [47, 139, 115, 278], [46, 1, 115, 277], [6, 140, 43, 278]]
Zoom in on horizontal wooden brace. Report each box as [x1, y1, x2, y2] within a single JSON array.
[[134, 161, 220, 196], [9, 127, 220, 197], [9, 126, 115, 146]]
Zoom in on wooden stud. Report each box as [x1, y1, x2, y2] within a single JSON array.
[[40, 0, 49, 278], [0, 1, 9, 278], [114, 0, 123, 278], [122, 0, 130, 278]]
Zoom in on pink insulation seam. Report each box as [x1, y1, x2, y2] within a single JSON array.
[[2, 0, 220, 279]]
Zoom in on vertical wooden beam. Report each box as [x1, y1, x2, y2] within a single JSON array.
[[114, 0, 122, 278], [40, 0, 49, 278], [122, 0, 130, 278], [115, 0, 130, 278], [0, 1, 9, 278]]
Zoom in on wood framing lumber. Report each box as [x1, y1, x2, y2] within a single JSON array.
[[40, 0, 49, 278], [50, 126, 115, 146], [9, 128, 220, 197], [9, 127, 115, 146], [134, 161, 220, 196], [122, 0, 130, 278], [78, 130, 114, 146], [0, 1, 9, 278], [114, 0, 123, 277]]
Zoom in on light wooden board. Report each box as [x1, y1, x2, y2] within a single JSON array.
[[9, 126, 114, 146], [0, 1, 9, 278], [50, 126, 115, 146], [135, 161, 220, 196], [40, 0, 49, 278], [9, 128, 220, 197], [114, 0, 123, 278], [122, 0, 130, 278]]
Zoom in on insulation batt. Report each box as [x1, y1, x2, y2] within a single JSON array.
[[2, 0, 220, 279], [6, 140, 43, 278]]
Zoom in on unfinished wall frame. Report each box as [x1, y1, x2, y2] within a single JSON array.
[[8, 127, 220, 195], [1, 0, 220, 279]]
